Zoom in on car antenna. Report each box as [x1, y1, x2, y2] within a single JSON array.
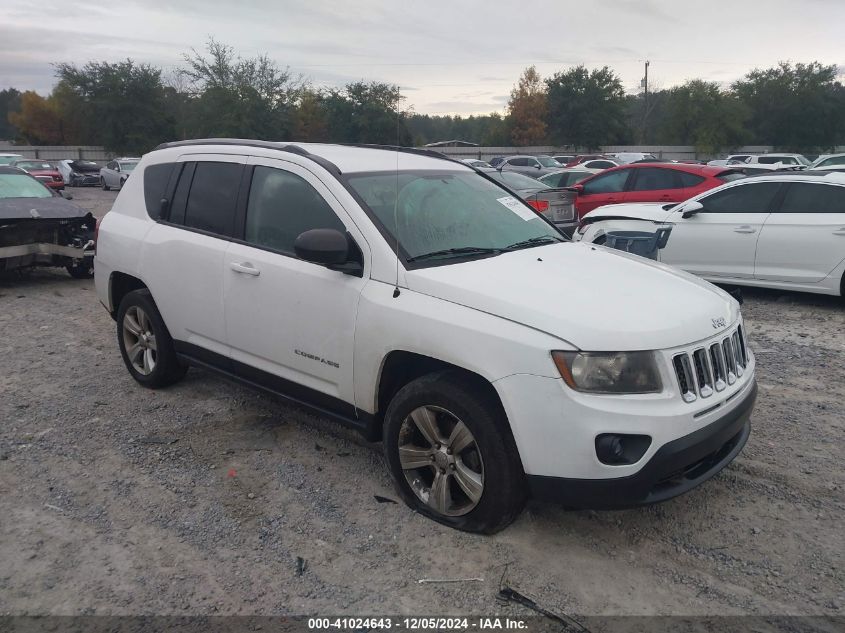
[[392, 108, 401, 298]]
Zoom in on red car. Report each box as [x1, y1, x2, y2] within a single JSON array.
[[571, 163, 744, 217], [11, 159, 64, 190]]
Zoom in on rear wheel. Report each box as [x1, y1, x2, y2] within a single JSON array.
[[116, 289, 187, 388], [66, 261, 93, 279], [101, 177, 110, 191], [383, 371, 526, 533]]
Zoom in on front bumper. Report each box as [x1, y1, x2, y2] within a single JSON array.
[[527, 381, 756, 509]]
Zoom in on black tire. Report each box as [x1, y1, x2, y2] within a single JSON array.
[[66, 261, 93, 279], [101, 177, 110, 191], [383, 370, 526, 533], [116, 289, 187, 388], [120, 179, 126, 189]]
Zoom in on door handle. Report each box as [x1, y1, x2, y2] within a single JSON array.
[[230, 262, 260, 276], [734, 226, 757, 234]]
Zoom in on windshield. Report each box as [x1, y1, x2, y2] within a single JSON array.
[[0, 156, 22, 166], [15, 161, 54, 171], [537, 157, 560, 168], [796, 155, 811, 166], [489, 170, 545, 190], [346, 170, 562, 265], [0, 174, 53, 199], [119, 162, 138, 172]]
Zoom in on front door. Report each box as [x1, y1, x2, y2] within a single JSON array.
[[575, 168, 631, 216], [223, 157, 369, 408], [660, 181, 784, 279]]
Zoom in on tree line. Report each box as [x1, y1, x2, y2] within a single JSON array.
[[1, 40, 844, 155]]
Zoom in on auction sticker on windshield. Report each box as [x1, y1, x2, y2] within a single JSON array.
[[497, 196, 536, 221]]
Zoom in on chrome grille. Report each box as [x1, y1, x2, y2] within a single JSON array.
[[672, 326, 748, 403]]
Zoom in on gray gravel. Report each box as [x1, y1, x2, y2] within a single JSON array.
[[0, 189, 843, 616]]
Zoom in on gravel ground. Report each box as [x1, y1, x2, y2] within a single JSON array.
[[0, 188, 843, 617]]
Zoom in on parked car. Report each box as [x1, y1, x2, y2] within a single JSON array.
[[0, 166, 95, 277], [726, 154, 754, 163], [57, 159, 102, 186], [580, 158, 619, 170], [608, 152, 657, 164], [481, 169, 577, 234], [95, 139, 756, 533], [565, 154, 609, 167], [572, 163, 745, 216], [489, 156, 506, 167], [538, 168, 601, 188], [552, 155, 575, 165], [460, 158, 493, 169], [100, 157, 140, 190], [10, 159, 64, 190], [746, 153, 810, 168], [498, 155, 562, 176], [574, 171, 845, 297], [809, 153, 845, 171], [0, 153, 24, 165], [708, 159, 747, 167]]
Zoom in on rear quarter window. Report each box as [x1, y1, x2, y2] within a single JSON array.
[[143, 162, 176, 219], [677, 171, 705, 187]]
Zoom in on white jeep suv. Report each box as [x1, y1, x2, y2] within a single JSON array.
[[95, 140, 757, 533]]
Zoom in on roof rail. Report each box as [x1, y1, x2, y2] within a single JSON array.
[[152, 138, 342, 176]]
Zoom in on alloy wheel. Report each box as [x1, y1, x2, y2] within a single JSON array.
[[122, 305, 157, 375], [398, 405, 484, 516]]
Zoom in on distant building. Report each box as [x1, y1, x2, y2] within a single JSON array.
[[423, 140, 479, 148]]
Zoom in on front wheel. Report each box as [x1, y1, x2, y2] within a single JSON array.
[[383, 371, 526, 533], [66, 260, 93, 279], [116, 289, 187, 388]]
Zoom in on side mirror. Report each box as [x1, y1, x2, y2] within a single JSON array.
[[115, 165, 120, 172], [534, 164, 541, 169], [572, 184, 585, 194], [294, 228, 362, 275], [681, 201, 703, 218]]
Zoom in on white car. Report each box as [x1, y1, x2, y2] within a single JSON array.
[[100, 157, 140, 190], [746, 153, 810, 168], [608, 152, 657, 164], [575, 171, 845, 297], [0, 153, 23, 166], [580, 158, 620, 170], [95, 140, 756, 533], [810, 153, 845, 171], [460, 158, 493, 169], [57, 159, 102, 186]]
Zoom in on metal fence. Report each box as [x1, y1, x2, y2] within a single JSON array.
[[0, 145, 112, 161]]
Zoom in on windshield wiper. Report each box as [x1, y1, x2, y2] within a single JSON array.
[[505, 235, 565, 250], [407, 246, 505, 262]]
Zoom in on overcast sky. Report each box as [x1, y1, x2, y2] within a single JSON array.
[[2, 0, 843, 115]]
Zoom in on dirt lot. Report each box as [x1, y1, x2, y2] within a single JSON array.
[[0, 188, 843, 617]]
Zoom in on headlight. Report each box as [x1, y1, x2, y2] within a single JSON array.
[[552, 351, 662, 394]]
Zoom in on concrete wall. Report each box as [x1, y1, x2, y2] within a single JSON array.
[[0, 145, 113, 161]]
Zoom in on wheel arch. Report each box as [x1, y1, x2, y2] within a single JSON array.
[[109, 271, 148, 318]]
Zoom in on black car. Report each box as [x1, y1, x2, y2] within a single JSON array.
[[0, 167, 96, 277], [67, 160, 102, 187]]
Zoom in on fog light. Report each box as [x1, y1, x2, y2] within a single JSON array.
[[595, 434, 652, 465]]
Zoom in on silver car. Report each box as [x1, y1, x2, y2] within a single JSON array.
[[498, 155, 562, 176], [100, 158, 139, 190]]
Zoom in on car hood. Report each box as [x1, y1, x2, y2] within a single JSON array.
[[0, 196, 88, 220], [405, 242, 737, 351], [583, 202, 674, 223]]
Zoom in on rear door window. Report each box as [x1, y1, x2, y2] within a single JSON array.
[[699, 182, 783, 213], [581, 169, 629, 194], [777, 183, 845, 213], [169, 161, 242, 237], [630, 168, 680, 191], [677, 171, 705, 187]]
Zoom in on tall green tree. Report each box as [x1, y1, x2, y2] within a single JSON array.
[[732, 62, 843, 150], [0, 88, 22, 141], [54, 60, 174, 154], [658, 80, 749, 153], [545, 65, 627, 148]]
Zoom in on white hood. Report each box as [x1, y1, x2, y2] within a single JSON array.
[[405, 242, 738, 351], [583, 202, 674, 223]]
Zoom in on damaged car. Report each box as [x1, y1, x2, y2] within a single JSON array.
[[0, 166, 96, 278], [57, 159, 102, 187]]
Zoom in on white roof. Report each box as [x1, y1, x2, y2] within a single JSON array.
[[751, 171, 845, 184]]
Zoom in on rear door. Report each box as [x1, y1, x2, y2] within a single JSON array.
[[575, 168, 632, 216], [659, 181, 784, 278], [141, 154, 246, 357], [626, 167, 686, 204], [754, 182, 845, 283]]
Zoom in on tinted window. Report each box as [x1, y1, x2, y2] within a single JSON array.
[[818, 156, 845, 167], [493, 170, 545, 190], [539, 173, 565, 187], [509, 158, 535, 167], [757, 156, 781, 164], [777, 183, 845, 214], [581, 169, 629, 194], [677, 171, 705, 187], [181, 162, 242, 236], [699, 182, 783, 213], [245, 166, 346, 255], [143, 162, 176, 219], [587, 160, 616, 169], [631, 168, 679, 191]]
